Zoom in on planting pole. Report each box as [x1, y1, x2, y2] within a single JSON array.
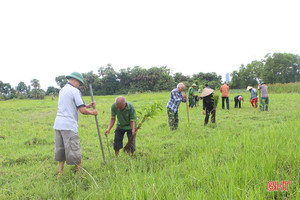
[[184, 86, 190, 127], [89, 84, 106, 164]]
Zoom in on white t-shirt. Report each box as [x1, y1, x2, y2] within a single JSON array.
[[53, 83, 85, 133]]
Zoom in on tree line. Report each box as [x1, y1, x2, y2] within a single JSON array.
[[0, 79, 47, 100], [0, 65, 221, 100], [230, 52, 300, 89], [1, 52, 299, 100]]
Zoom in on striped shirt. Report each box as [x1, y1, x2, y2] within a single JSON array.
[[167, 88, 186, 113]]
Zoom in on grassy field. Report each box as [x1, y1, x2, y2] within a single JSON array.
[[0, 91, 299, 199]]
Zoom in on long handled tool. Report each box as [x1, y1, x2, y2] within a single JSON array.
[[89, 84, 106, 164], [184, 86, 190, 127]]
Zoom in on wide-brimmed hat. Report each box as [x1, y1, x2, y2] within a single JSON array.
[[192, 83, 196, 87], [247, 86, 253, 91], [201, 88, 214, 98], [66, 72, 84, 84]]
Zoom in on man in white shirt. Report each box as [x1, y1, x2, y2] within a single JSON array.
[[53, 72, 98, 175]]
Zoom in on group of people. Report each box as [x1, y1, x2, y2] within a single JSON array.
[[53, 72, 269, 174], [220, 82, 269, 110], [167, 83, 219, 129], [166, 81, 270, 131]]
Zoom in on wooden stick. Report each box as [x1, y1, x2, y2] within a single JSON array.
[[184, 85, 190, 127], [89, 84, 106, 164]]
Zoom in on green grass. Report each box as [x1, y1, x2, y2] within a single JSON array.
[[0, 92, 299, 199], [267, 82, 300, 94]]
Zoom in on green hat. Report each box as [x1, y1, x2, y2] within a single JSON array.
[[261, 81, 265, 84], [66, 72, 84, 84]]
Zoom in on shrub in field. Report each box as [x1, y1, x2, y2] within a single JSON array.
[[124, 102, 163, 152], [30, 89, 45, 99]]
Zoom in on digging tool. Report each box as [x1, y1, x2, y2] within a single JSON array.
[[89, 84, 106, 164], [184, 85, 190, 127]]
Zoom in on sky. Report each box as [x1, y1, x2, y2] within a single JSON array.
[[1, 0, 300, 90]]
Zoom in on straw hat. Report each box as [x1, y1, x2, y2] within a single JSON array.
[[201, 88, 214, 98], [247, 86, 253, 91]]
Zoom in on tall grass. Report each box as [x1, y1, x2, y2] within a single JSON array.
[[0, 92, 299, 199], [267, 82, 300, 93], [229, 82, 300, 94]]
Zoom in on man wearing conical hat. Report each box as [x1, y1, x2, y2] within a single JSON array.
[[201, 88, 219, 125], [53, 72, 98, 175], [247, 86, 258, 108]]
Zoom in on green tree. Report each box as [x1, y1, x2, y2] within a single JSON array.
[[117, 67, 132, 93], [46, 86, 59, 96], [55, 75, 68, 88], [30, 79, 44, 99], [0, 81, 4, 99], [30, 89, 45, 99], [0, 83, 12, 100], [81, 71, 101, 95], [30, 79, 40, 89], [262, 53, 300, 84], [173, 72, 189, 83], [17, 81, 27, 94], [98, 64, 119, 95]]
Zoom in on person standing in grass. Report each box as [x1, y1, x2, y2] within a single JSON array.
[[105, 96, 137, 157], [188, 83, 196, 109], [167, 83, 187, 130], [258, 82, 269, 111], [220, 82, 230, 110], [53, 72, 98, 175], [247, 86, 258, 108], [201, 88, 219, 125], [234, 95, 244, 108]]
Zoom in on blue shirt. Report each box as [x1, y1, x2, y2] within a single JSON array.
[[53, 83, 85, 133], [167, 88, 186, 113], [250, 88, 256, 99]]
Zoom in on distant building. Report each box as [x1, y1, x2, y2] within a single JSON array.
[[226, 73, 230, 83]]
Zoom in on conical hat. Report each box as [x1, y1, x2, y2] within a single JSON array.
[[201, 88, 214, 98], [247, 86, 253, 91]]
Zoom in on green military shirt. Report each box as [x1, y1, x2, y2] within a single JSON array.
[[188, 87, 195, 99], [111, 101, 137, 130]]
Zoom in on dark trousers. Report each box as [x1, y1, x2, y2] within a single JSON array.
[[205, 107, 216, 125], [222, 97, 229, 110], [234, 99, 241, 108]]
